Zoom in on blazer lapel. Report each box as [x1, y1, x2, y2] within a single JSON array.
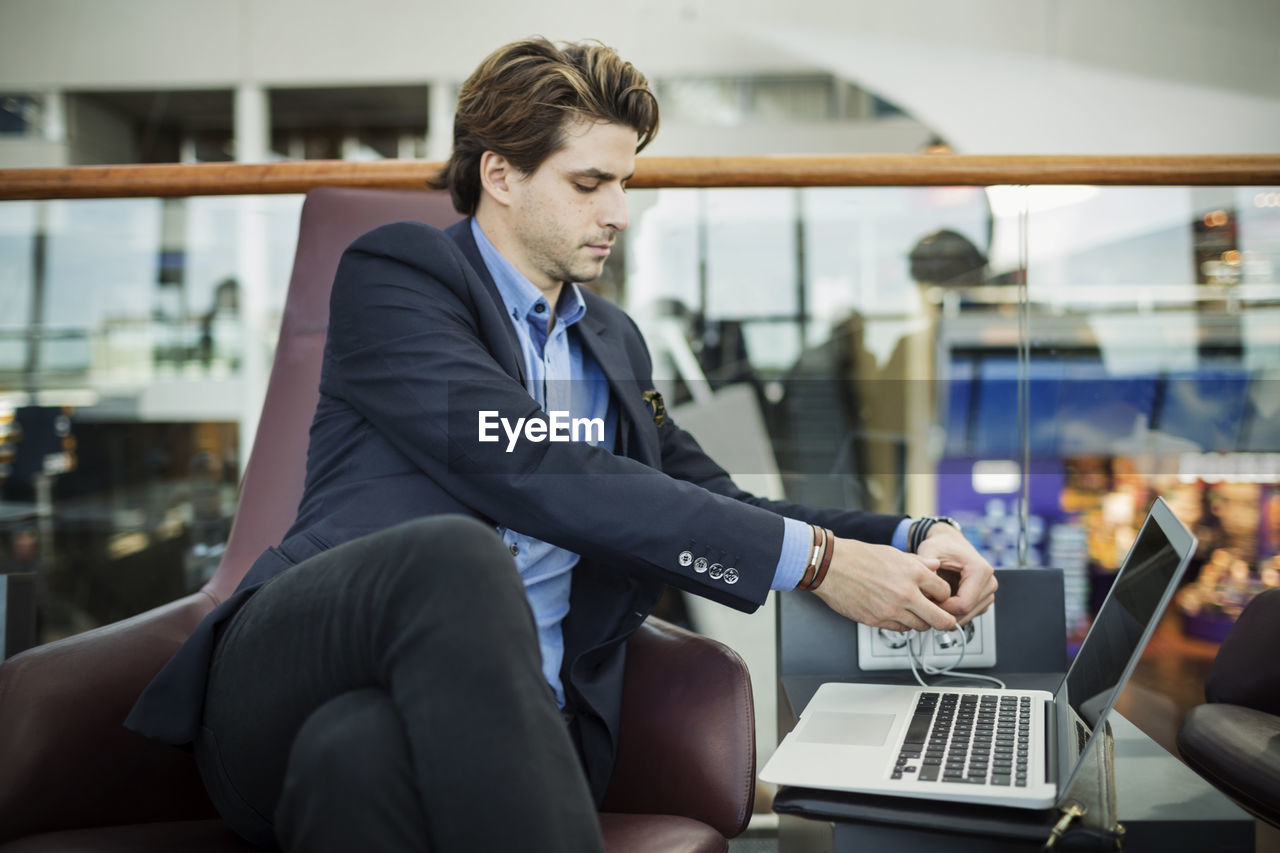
[[446, 219, 526, 386], [574, 312, 660, 464]]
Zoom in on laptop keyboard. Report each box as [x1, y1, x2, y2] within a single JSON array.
[[893, 692, 1032, 787]]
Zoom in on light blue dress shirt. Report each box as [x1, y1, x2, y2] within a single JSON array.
[[469, 220, 912, 704]]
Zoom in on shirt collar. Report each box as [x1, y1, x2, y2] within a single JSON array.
[[470, 218, 587, 330]]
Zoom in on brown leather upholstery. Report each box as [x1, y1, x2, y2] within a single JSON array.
[[0, 595, 218, 840], [603, 618, 756, 839], [1177, 587, 1280, 826], [0, 815, 727, 853], [208, 187, 465, 604], [0, 820, 256, 853], [0, 187, 756, 850], [597, 814, 729, 853]]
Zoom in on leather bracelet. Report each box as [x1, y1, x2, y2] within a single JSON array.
[[799, 524, 822, 589], [809, 527, 835, 591], [798, 525, 834, 591]]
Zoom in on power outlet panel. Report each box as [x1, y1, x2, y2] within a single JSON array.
[[857, 606, 997, 671]]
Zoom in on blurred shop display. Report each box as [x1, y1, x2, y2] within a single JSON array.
[[940, 453, 1280, 649], [929, 347, 1280, 645], [1174, 480, 1280, 641], [0, 503, 39, 659], [0, 405, 238, 643], [0, 404, 69, 658]]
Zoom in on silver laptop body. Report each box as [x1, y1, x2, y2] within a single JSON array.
[[760, 497, 1196, 809]]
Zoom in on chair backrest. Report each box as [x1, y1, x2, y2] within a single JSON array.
[[1205, 586, 1280, 714], [206, 188, 462, 603]]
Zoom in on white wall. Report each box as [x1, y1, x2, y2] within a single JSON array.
[[644, 117, 934, 157], [0, 138, 67, 168]]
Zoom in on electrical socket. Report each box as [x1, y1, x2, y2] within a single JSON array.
[[856, 606, 997, 671]]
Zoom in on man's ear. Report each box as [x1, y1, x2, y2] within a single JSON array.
[[478, 150, 516, 208]]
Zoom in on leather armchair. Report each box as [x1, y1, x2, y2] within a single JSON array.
[[0, 187, 756, 853], [1176, 586, 1280, 827]]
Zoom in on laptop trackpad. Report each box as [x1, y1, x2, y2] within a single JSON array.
[[798, 712, 896, 747]]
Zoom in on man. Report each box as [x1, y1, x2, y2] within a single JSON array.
[[127, 38, 996, 852]]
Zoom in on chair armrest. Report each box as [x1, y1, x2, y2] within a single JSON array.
[[1177, 702, 1280, 825], [602, 617, 755, 838], [0, 594, 218, 843]]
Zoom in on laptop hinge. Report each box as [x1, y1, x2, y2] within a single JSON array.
[[1044, 699, 1058, 785]]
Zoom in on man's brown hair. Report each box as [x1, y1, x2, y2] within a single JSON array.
[[431, 38, 659, 215]]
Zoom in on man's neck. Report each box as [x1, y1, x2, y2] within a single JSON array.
[[473, 208, 564, 308]]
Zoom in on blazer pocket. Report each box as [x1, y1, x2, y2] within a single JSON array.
[[276, 528, 332, 566]]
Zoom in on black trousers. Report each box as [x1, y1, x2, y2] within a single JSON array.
[[193, 516, 604, 852]]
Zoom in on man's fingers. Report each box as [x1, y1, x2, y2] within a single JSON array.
[[918, 568, 952, 604], [901, 612, 932, 633], [911, 594, 959, 632], [944, 586, 997, 617], [945, 569, 999, 615], [953, 592, 996, 624], [946, 583, 982, 615]]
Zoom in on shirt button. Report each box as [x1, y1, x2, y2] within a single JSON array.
[[678, 550, 693, 567], [708, 563, 725, 580], [509, 544, 520, 556], [534, 303, 546, 313], [693, 557, 709, 573], [723, 568, 740, 585]]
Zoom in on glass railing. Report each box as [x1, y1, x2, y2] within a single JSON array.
[[1, 156, 1277, 654], [620, 181, 1280, 649], [0, 194, 302, 394]]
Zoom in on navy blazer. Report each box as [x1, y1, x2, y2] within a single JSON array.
[[127, 219, 905, 802]]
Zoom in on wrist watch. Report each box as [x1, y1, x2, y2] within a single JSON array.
[[909, 515, 962, 553]]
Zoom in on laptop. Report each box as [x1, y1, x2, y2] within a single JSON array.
[[759, 496, 1196, 809]]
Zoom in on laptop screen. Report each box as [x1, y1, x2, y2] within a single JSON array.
[[1052, 497, 1196, 794]]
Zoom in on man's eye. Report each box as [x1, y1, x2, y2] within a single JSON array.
[[574, 183, 597, 194]]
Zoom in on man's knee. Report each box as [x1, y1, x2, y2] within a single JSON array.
[[277, 688, 430, 849], [282, 688, 408, 800], [380, 515, 526, 612]]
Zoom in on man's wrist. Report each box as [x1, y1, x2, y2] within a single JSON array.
[[908, 516, 962, 553], [796, 524, 835, 591], [772, 516, 811, 590]]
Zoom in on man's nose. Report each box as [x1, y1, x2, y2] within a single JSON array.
[[600, 185, 629, 233]]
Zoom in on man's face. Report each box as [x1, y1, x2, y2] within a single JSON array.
[[505, 119, 636, 292]]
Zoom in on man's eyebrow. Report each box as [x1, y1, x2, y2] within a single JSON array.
[[568, 168, 634, 182]]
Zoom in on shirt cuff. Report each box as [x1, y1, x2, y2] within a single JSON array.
[[772, 517, 812, 591], [892, 517, 913, 552]]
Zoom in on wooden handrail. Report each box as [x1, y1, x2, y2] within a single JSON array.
[[1, 154, 1278, 200]]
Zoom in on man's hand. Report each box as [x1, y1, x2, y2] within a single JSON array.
[[915, 523, 997, 626], [812, 537, 959, 633]]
